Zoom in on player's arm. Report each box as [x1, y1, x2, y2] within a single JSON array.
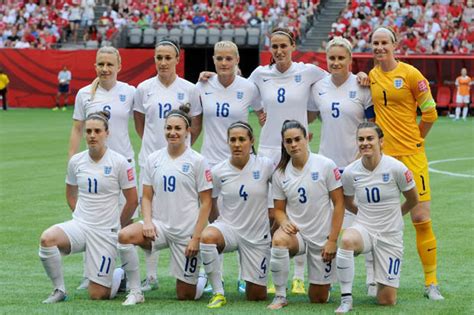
[[322, 187, 344, 262], [66, 184, 78, 211], [186, 189, 212, 257], [133, 111, 145, 139], [356, 71, 370, 86], [254, 108, 266, 126], [209, 197, 220, 223], [274, 199, 298, 234], [343, 195, 358, 214], [198, 71, 216, 82], [141, 184, 156, 240], [120, 187, 138, 227], [191, 113, 202, 145], [68, 120, 84, 159], [308, 110, 319, 123], [401, 187, 418, 215]]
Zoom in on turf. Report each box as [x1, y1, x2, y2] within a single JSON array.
[[0, 109, 473, 314]]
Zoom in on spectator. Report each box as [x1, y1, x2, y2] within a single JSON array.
[[53, 65, 72, 111], [0, 67, 9, 111], [81, 0, 95, 27], [68, 2, 82, 43]]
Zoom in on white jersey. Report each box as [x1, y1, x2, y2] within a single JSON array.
[[249, 62, 327, 150], [66, 148, 136, 230], [135, 76, 201, 166], [342, 155, 416, 234], [312, 74, 373, 169], [73, 81, 136, 159], [211, 155, 273, 244], [142, 147, 212, 239], [196, 75, 262, 166], [272, 153, 342, 247]]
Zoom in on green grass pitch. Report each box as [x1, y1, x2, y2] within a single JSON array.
[[0, 109, 473, 314]]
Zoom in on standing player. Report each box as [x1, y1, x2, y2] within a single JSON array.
[[0, 67, 10, 111], [454, 67, 472, 121], [335, 122, 418, 313], [68, 46, 137, 290], [118, 106, 212, 305], [369, 26, 444, 300], [200, 121, 273, 308], [39, 112, 138, 303], [133, 38, 202, 291], [53, 65, 72, 111], [311, 37, 376, 296], [268, 120, 345, 310]]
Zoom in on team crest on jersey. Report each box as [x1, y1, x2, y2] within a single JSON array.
[[119, 94, 126, 102], [311, 172, 319, 181], [252, 170, 260, 180], [182, 163, 190, 173], [394, 78, 403, 89], [295, 75, 302, 83], [349, 91, 356, 99], [237, 91, 244, 99], [104, 166, 112, 175], [177, 92, 185, 100], [382, 173, 390, 182]]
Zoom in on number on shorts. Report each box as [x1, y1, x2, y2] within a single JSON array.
[[260, 257, 267, 274], [298, 187, 307, 204], [420, 175, 426, 191], [239, 185, 248, 201], [365, 187, 380, 203], [325, 260, 332, 273], [99, 255, 112, 274], [158, 102, 171, 118], [88, 177, 98, 194], [388, 257, 400, 275], [277, 88, 286, 103], [185, 256, 198, 273], [163, 175, 176, 192]]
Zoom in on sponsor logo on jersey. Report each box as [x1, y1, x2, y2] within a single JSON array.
[[382, 173, 390, 182], [311, 172, 319, 181], [404, 170, 413, 183], [394, 78, 403, 89], [349, 91, 356, 99], [237, 91, 244, 99], [104, 166, 112, 175], [252, 170, 260, 180], [119, 94, 126, 102], [182, 163, 190, 173], [418, 80, 428, 92], [295, 74, 302, 83], [205, 169, 212, 182], [177, 92, 184, 100], [127, 168, 134, 181], [333, 168, 341, 181]]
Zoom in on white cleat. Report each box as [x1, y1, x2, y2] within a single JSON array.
[[335, 297, 353, 313], [424, 284, 445, 301], [140, 276, 158, 292], [122, 291, 145, 306], [42, 289, 67, 304], [76, 277, 89, 290], [367, 283, 377, 297]]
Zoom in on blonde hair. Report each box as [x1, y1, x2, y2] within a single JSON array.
[[91, 46, 121, 101], [326, 36, 353, 57], [214, 41, 239, 57]]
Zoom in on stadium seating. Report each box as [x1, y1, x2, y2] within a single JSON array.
[[436, 86, 451, 110], [247, 28, 261, 46], [221, 29, 235, 42], [128, 27, 142, 46], [182, 28, 196, 45], [156, 27, 169, 43], [208, 28, 221, 45], [194, 28, 208, 46], [234, 28, 247, 46], [169, 28, 182, 44], [142, 28, 156, 46]]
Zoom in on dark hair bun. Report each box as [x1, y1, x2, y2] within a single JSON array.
[[179, 103, 191, 114], [99, 110, 111, 120]]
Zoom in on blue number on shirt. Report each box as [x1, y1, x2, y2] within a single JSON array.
[[99, 255, 112, 274], [103, 105, 111, 118], [325, 260, 332, 273], [239, 185, 248, 201], [388, 257, 400, 275], [298, 187, 307, 203], [216, 102, 230, 117], [158, 102, 172, 118], [185, 256, 198, 273], [260, 257, 267, 274], [163, 175, 176, 192], [277, 88, 286, 103], [88, 177, 98, 193], [331, 102, 340, 118], [365, 187, 380, 203]]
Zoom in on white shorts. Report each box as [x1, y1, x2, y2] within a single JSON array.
[[456, 94, 470, 104], [295, 233, 335, 285], [350, 224, 403, 288], [56, 220, 118, 288], [211, 220, 271, 286], [145, 220, 200, 285], [120, 158, 138, 219]]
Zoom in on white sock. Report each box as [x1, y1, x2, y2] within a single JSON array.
[[462, 106, 468, 119], [200, 243, 224, 295], [455, 107, 461, 119], [82, 253, 87, 278], [236, 251, 241, 281], [118, 243, 141, 292], [293, 253, 305, 280], [195, 271, 207, 300], [110, 267, 124, 299], [270, 247, 289, 297], [39, 246, 66, 293], [220, 253, 225, 280], [336, 248, 354, 295], [144, 249, 159, 280], [365, 251, 375, 285]]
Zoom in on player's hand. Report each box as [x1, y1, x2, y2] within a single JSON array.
[[356, 72, 370, 87], [258, 111, 267, 126], [322, 240, 337, 262], [185, 237, 200, 257], [198, 71, 216, 82], [281, 219, 299, 235], [143, 221, 156, 241]]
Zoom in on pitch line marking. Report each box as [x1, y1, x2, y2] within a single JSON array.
[[428, 157, 474, 178]]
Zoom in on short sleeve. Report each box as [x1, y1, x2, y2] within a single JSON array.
[[325, 159, 343, 192], [394, 162, 416, 192], [407, 67, 435, 112], [249, 83, 263, 112], [211, 165, 221, 199], [308, 86, 318, 112], [189, 85, 203, 117], [133, 84, 146, 114], [142, 154, 154, 186], [195, 157, 213, 192], [272, 171, 286, 200], [118, 158, 136, 190], [72, 91, 86, 121], [306, 64, 328, 85], [66, 156, 78, 185]]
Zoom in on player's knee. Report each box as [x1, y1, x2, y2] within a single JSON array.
[[378, 295, 397, 306], [89, 291, 109, 300], [176, 290, 194, 300], [118, 229, 133, 244], [200, 229, 219, 244], [272, 232, 291, 248], [309, 294, 328, 304], [246, 285, 267, 301], [340, 234, 357, 250], [40, 230, 56, 247]]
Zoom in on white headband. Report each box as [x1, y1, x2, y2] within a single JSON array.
[[229, 122, 253, 134], [158, 40, 180, 55], [167, 113, 190, 127], [372, 28, 396, 43], [271, 31, 293, 42]]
